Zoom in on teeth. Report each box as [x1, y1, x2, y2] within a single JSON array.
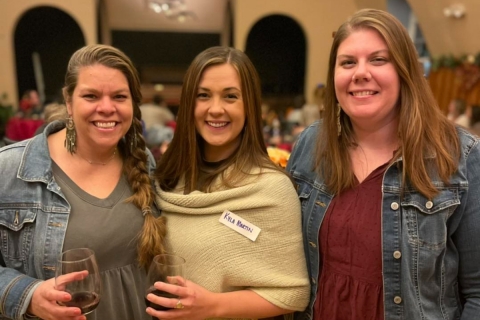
[[352, 91, 375, 96], [207, 122, 228, 128], [94, 122, 116, 128]]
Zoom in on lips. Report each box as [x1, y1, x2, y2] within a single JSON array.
[[350, 90, 378, 96], [93, 121, 116, 128], [207, 121, 229, 128]]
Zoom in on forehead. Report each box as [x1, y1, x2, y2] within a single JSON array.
[[76, 64, 128, 84], [337, 28, 388, 54], [199, 63, 241, 86]]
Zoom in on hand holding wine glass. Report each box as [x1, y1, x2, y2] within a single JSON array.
[[145, 254, 186, 312], [55, 248, 102, 315]]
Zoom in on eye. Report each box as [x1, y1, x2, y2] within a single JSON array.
[[114, 94, 128, 101], [83, 94, 97, 100], [339, 59, 355, 68], [196, 92, 209, 99], [371, 57, 388, 65], [225, 93, 239, 100]]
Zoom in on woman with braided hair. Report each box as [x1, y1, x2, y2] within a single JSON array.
[[0, 44, 165, 320]]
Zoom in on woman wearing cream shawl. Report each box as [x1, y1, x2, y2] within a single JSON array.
[[148, 47, 310, 320]]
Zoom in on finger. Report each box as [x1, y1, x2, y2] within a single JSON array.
[[44, 290, 72, 303], [154, 281, 185, 296], [166, 275, 187, 287], [146, 292, 173, 309], [50, 305, 83, 318], [146, 307, 187, 319], [56, 270, 90, 288]]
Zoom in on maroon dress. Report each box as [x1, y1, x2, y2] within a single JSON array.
[[313, 164, 387, 320]]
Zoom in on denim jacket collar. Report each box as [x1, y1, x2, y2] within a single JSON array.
[[18, 120, 65, 183]]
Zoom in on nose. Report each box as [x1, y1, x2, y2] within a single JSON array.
[[208, 96, 224, 116], [352, 61, 371, 83], [97, 96, 116, 114]]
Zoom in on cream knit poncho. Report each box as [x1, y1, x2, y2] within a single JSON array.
[[155, 169, 310, 320]]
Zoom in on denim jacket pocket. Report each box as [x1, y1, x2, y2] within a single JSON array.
[[0, 209, 37, 264], [402, 188, 460, 251]]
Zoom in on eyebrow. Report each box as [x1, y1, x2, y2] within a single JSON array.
[[337, 49, 389, 58], [79, 87, 130, 94], [198, 87, 241, 91]]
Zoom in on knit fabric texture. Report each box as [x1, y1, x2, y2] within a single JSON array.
[[155, 169, 310, 320]]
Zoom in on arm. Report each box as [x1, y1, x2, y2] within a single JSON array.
[[457, 139, 480, 319], [147, 279, 289, 320], [1, 267, 87, 320], [0, 267, 41, 319]]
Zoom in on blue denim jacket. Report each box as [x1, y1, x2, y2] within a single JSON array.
[[0, 121, 155, 320], [287, 122, 480, 320]]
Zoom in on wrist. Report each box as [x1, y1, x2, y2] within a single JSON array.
[[210, 291, 223, 318]]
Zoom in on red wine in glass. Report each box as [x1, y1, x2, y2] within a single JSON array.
[[55, 248, 102, 315], [144, 288, 178, 310], [145, 254, 186, 318], [59, 291, 100, 314]]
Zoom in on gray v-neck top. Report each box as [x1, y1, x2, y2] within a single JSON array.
[[52, 162, 150, 320]]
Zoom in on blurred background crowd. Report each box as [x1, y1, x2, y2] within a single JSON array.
[[2, 0, 480, 163]]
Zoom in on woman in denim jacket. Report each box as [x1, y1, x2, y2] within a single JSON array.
[[0, 45, 165, 320], [287, 9, 480, 320]]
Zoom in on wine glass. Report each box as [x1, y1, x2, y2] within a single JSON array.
[[55, 248, 102, 315], [145, 254, 186, 311]]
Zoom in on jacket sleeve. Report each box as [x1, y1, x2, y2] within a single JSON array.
[[0, 266, 42, 319], [456, 137, 480, 319]]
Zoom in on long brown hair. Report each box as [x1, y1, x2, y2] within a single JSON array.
[[155, 46, 283, 193], [64, 44, 165, 267], [318, 9, 459, 198]]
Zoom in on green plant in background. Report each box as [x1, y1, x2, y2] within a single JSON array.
[[0, 92, 14, 139], [431, 52, 480, 71]]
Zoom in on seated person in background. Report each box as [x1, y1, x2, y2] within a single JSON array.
[[148, 46, 310, 320], [19, 89, 41, 118], [447, 98, 470, 128], [0, 44, 165, 320], [34, 102, 69, 135], [140, 94, 175, 136], [302, 83, 325, 127]]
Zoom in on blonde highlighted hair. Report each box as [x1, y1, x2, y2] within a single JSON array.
[[63, 44, 165, 267]]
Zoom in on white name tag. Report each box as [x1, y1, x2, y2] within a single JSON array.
[[219, 210, 261, 241]]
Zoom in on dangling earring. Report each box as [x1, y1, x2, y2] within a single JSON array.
[[130, 124, 137, 153], [64, 116, 76, 154], [336, 103, 342, 137]]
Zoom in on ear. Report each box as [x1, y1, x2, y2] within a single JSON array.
[[66, 100, 73, 116]]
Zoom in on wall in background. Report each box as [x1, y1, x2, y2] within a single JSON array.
[[0, 0, 97, 108]]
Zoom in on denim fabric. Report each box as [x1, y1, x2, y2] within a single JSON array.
[[0, 121, 156, 320], [287, 122, 480, 320]]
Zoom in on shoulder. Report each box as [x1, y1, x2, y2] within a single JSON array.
[[287, 122, 321, 179], [257, 168, 293, 187], [252, 169, 299, 204], [289, 122, 320, 165], [145, 147, 156, 173], [457, 126, 480, 161], [0, 140, 28, 168]]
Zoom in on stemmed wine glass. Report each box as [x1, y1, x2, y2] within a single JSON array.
[[145, 253, 186, 311], [55, 248, 102, 315]]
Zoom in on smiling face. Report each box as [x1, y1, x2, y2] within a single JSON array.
[[66, 64, 133, 152], [194, 63, 245, 162], [334, 28, 400, 130]]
